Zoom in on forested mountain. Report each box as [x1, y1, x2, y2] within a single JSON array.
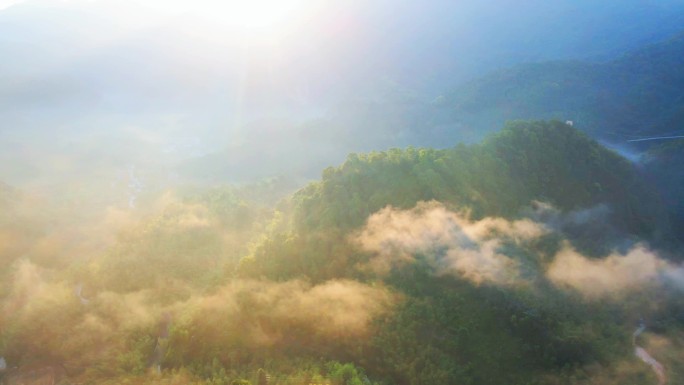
[[3, 1, 684, 384], [2, 121, 682, 385], [643, 141, 684, 235], [178, 31, 684, 184], [243, 119, 678, 287], [4, 1, 684, 189], [437, 33, 684, 240], [444, 33, 684, 143], [3, 0, 684, 120]]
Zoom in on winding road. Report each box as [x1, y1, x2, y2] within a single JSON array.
[[633, 323, 666, 385], [75, 283, 90, 305], [627, 135, 684, 142]]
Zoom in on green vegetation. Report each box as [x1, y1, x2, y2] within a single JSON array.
[[1, 121, 682, 385], [445, 33, 684, 142], [245, 120, 665, 281], [644, 139, 684, 240]]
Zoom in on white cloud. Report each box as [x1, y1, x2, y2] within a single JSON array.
[[354, 201, 548, 286]]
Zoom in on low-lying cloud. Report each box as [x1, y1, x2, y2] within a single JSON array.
[[179, 279, 396, 346], [1, 259, 396, 369], [547, 243, 684, 299], [546, 244, 665, 298], [355, 201, 684, 298], [354, 201, 547, 285]]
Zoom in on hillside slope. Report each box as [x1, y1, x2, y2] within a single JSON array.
[[238, 121, 681, 385], [445, 33, 684, 142], [2, 122, 682, 385]]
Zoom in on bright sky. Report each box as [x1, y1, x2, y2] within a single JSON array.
[[1, 0, 315, 37], [153, 0, 308, 29], [0, 0, 24, 11]]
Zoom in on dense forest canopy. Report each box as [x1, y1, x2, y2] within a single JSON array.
[[1, 121, 683, 385], [2, 1, 684, 384]]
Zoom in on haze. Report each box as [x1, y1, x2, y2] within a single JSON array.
[[2, 1, 684, 384], [1, 0, 684, 187]]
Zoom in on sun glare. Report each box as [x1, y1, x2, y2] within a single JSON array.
[[141, 0, 309, 36], [218, 0, 305, 29]]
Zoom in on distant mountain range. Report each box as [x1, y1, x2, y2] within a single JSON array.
[[443, 32, 684, 144], [2, 0, 684, 128], [3, 1, 684, 192], [179, 31, 684, 184]]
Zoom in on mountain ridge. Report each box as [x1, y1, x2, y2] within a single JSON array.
[[445, 31, 684, 143]]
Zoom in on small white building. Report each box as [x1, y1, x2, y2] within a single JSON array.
[[565, 120, 574, 126]]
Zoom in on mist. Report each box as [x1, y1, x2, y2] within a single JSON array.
[[3, 0, 684, 190], [6, 275, 392, 366], [546, 244, 684, 299], [355, 201, 684, 300], [353, 201, 546, 285], [2, 1, 684, 384]]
